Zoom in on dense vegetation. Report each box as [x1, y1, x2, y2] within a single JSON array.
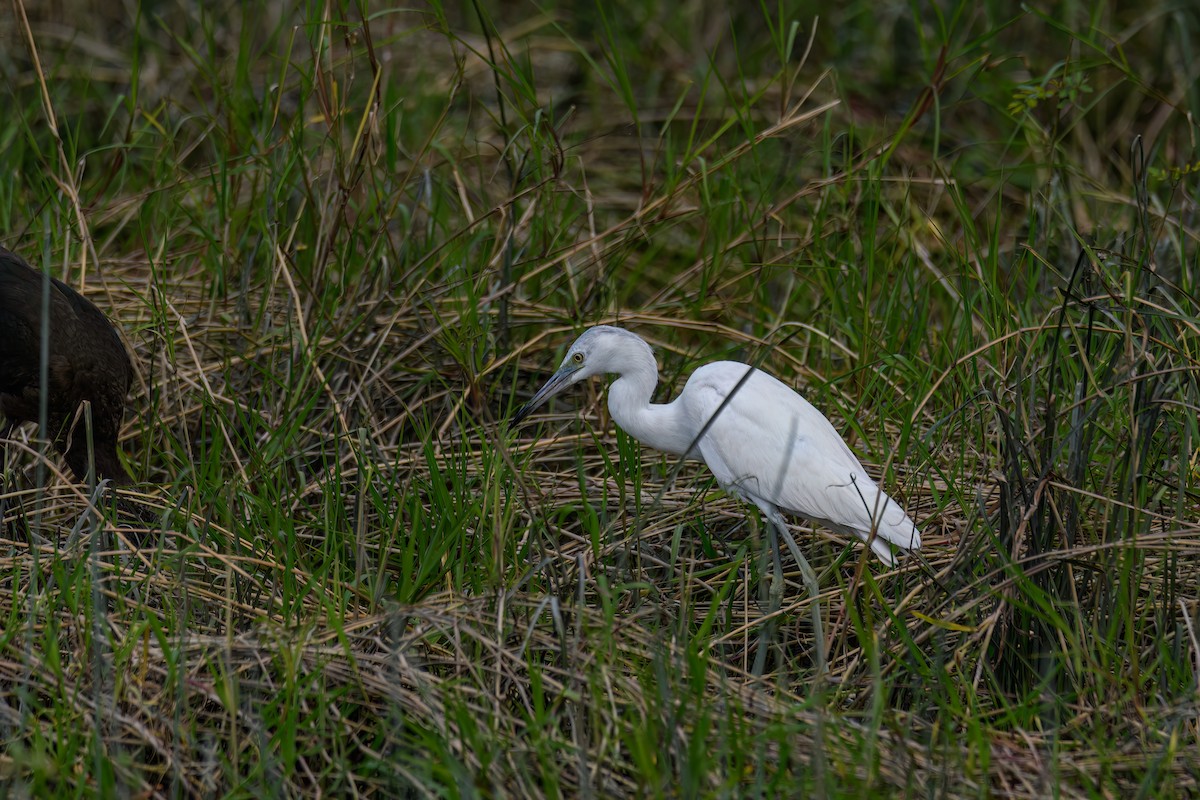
[[1, 1, 1197, 796]]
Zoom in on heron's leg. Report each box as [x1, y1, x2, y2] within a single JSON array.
[[763, 506, 827, 678], [751, 515, 785, 677], [767, 518, 784, 612]]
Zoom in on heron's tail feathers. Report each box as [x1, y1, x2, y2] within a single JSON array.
[[858, 496, 921, 565]]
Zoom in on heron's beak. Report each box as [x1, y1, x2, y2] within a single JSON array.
[[511, 363, 580, 424]]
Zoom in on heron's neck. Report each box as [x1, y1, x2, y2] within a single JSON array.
[[607, 366, 695, 457]]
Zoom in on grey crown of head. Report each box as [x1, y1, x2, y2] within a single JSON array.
[[571, 325, 639, 353]]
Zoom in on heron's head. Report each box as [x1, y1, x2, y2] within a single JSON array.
[[511, 326, 650, 424]]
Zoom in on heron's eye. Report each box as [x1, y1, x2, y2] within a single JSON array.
[[572, 352, 584, 364]]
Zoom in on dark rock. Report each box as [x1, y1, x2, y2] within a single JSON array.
[[0, 247, 133, 485]]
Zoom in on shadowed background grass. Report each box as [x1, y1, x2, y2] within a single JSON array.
[[0, 0, 1198, 796]]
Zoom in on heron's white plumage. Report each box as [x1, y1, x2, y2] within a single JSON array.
[[680, 362, 919, 564], [513, 325, 921, 565]]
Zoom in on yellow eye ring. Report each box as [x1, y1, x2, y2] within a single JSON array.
[[572, 352, 584, 363]]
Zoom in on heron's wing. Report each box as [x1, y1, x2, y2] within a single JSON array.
[[684, 363, 920, 559]]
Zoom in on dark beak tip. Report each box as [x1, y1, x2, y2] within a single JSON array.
[[510, 365, 574, 427], [510, 403, 534, 426]]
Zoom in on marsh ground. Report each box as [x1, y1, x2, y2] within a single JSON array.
[[1, 1, 1198, 796]]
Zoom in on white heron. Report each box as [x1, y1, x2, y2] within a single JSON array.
[[512, 325, 921, 672]]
